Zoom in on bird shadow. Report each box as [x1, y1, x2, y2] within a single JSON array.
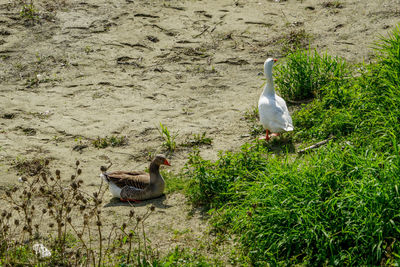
[[187, 205, 211, 221], [260, 135, 296, 154], [103, 194, 172, 209]]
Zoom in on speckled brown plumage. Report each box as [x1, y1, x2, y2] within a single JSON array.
[[103, 171, 149, 190]]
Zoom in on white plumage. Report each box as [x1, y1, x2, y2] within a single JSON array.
[[258, 58, 293, 140], [100, 173, 122, 198]]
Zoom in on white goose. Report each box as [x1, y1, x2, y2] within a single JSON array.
[[258, 58, 293, 141]]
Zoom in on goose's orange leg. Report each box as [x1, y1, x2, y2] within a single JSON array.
[[259, 129, 270, 141], [265, 129, 270, 141]]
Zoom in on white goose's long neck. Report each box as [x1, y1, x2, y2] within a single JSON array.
[[263, 66, 275, 96]]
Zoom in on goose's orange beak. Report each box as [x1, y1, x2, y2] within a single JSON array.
[[163, 159, 171, 166], [273, 58, 278, 62]]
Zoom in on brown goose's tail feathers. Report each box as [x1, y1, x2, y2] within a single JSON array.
[[99, 173, 110, 183]]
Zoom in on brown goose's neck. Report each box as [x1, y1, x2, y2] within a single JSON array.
[[149, 161, 160, 172], [149, 161, 161, 183]]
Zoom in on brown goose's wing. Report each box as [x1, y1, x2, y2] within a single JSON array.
[[104, 171, 150, 190], [108, 170, 147, 176]]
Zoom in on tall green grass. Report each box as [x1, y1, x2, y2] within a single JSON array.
[[185, 25, 400, 265], [186, 143, 400, 265], [294, 25, 400, 146], [275, 49, 351, 101]]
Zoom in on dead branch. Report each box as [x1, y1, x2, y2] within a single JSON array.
[[297, 137, 334, 154]]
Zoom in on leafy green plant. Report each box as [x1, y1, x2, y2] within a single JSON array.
[[25, 76, 40, 88], [19, 1, 38, 22], [92, 135, 127, 149], [182, 132, 212, 147], [159, 123, 178, 152], [243, 106, 259, 122], [274, 49, 351, 101], [84, 46, 93, 55], [160, 246, 216, 266]]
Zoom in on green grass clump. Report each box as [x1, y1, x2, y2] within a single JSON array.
[[20, 1, 38, 22], [159, 123, 178, 152], [185, 144, 269, 208], [162, 170, 188, 194], [184, 25, 400, 265], [293, 82, 356, 140], [182, 132, 213, 147], [92, 135, 127, 148], [274, 49, 351, 101], [159, 246, 218, 266]]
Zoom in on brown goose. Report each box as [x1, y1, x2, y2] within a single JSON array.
[[100, 154, 170, 202]]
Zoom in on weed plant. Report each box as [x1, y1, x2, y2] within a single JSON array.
[[13, 157, 50, 176], [1, 160, 158, 266], [185, 25, 400, 265], [92, 135, 127, 149], [160, 246, 212, 266], [20, 1, 38, 23], [159, 123, 178, 152], [182, 132, 212, 147]]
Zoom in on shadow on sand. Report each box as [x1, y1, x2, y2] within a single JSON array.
[[103, 194, 172, 209]]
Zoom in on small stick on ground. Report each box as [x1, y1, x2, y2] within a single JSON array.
[[193, 25, 209, 38], [298, 136, 335, 154]]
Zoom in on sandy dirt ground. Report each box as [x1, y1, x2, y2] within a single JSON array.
[[1, 0, 399, 261]]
